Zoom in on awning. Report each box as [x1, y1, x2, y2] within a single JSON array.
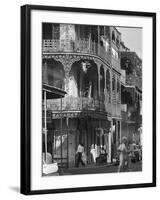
[[42, 83, 67, 99]]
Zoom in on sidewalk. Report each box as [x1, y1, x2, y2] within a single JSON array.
[[61, 162, 116, 175], [60, 161, 142, 175], [68, 162, 114, 170]]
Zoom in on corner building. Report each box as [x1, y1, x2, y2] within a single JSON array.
[[42, 23, 122, 167]]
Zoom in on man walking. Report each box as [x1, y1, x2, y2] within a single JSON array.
[[76, 143, 86, 167]]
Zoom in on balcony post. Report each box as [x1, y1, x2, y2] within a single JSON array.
[[65, 70, 70, 94], [44, 90, 47, 163], [60, 97, 63, 166], [95, 61, 101, 98], [110, 69, 113, 116], [115, 76, 117, 117], [119, 121, 122, 144], [98, 25, 100, 55], [109, 119, 113, 163], [43, 62, 48, 84], [104, 68, 107, 93]]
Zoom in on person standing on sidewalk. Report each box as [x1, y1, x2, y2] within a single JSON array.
[[117, 137, 128, 172], [75, 143, 85, 167], [90, 144, 96, 163]]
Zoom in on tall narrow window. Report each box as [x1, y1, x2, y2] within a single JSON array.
[[112, 75, 116, 91], [106, 69, 111, 103], [112, 31, 115, 41], [53, 24, 60, 40]]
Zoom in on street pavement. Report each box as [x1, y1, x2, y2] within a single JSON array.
[[61, 161, 142, 175]]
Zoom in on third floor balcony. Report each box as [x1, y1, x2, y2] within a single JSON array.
[[43, 39, 111, 65]]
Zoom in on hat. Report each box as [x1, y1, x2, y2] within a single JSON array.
[[122, 136, 127, 141]]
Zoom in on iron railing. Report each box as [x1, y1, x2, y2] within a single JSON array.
[[47, 96, 106, 112], [43, 39, 111, 65]]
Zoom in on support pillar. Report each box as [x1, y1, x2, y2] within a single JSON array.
[[119, 120, 122, 144], [44, 90, 47, 163], [95, 61, 101, 98], [66, 117, 69, 168], [98, 25, 100, 55], [108, 120, 113, 163], [60, 98, 63, 165], [104, 68, 107, 103], [43, 62, 48, 84], [115, 76, 117, 116]]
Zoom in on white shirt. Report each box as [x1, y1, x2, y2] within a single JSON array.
[[118, 143, 126, 152], [76, 144, 84, 153]]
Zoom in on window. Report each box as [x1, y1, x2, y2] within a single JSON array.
[[112, 31, 115, 41], [53, 24, 60, 40], [117, 80, 120, 93], [112, 75, 116, 91]]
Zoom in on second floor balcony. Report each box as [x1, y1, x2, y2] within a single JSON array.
[[46, 96, 106, 113], [45, 96, 121, 118]]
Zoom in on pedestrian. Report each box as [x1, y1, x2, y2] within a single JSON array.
[[117, 137, 128, 172], [90, 144, 96, 163], [75, 143, 86, 167]]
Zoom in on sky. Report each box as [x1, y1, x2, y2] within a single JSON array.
[[117, 27, 142, 59]]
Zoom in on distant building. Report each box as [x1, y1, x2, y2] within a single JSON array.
[[42, 80, 67, 164], [120, 50, 142, 145]]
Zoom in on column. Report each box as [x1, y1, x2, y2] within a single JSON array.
[[115, 76, 117, 117], [95, 61, 101, 98], [116, 120, 118, 148], [98, 26, 100, 55], [65, 69, 70, 95], [44, 90, 47, 163], [108, 120, 113, 163], [104, 68, 107, 103], [110, 70, 113, 114], [119, 121, 122, 144], [43, 62, 48, 84], [66, 117, 69, 168], [108, 131, 112, 163], [104, 68, 107, 92], [52, 24, 54, 39]]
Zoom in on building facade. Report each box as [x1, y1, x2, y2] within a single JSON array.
[[120, 49, 142, 145], [42, 23, 124, 167]]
